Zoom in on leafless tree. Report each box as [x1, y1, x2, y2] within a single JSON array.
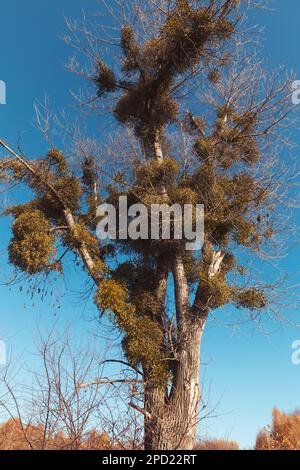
[[0, 327, 143, 449]]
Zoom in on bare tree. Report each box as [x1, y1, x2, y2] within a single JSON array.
[[0, 327, 142, 449]]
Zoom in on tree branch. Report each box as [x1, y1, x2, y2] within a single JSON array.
[[78, 378, 143, 389], [171, 254, 190, 327], [129, 402, 151, 420], [0, 139, 102, 285]]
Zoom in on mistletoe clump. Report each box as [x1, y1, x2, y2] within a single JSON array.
[[234, 287, 266, 311], [8, 210, 55, 274], [135, 158, 179, 187], [200, 273, 232, 310], [135, 291, 160, 317], [47, 148, 68, 175], [94, 60, 117, 97], [95, 280, 168, 385], [50, 176, 83, 213]]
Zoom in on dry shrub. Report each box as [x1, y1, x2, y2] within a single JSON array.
[[0, 419, 41, 450], [194, 439, 239, 450], [0, 419, 111, 450], [256, 408, 300, 450]]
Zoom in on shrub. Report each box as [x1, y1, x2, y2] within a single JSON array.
[[194, 439, 239, 450], [256, 408, 300, 450]]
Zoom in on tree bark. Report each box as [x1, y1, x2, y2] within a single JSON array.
[[144, 320, 204, 450]]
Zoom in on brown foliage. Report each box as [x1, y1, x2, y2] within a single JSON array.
[[0, 419, 111, 450], [256, 408, 300, 450], [194, 438, 239, 450]]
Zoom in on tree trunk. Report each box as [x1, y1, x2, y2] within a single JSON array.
[[144, 322, 204, 450]]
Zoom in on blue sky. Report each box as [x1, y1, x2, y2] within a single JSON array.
[[1, 0, 300, 449]]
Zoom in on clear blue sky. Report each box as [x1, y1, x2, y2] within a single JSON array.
[[1, 0, 300, 449]]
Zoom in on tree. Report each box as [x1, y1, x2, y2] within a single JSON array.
[[0, 0, 295, 449], [0, 327, 142, 449]]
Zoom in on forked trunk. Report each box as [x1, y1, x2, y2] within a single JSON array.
[[144, 323, 203, 450]]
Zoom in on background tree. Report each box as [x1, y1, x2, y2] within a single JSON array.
[[0, 327, 142, 450], [0, 0, 296, 450]]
